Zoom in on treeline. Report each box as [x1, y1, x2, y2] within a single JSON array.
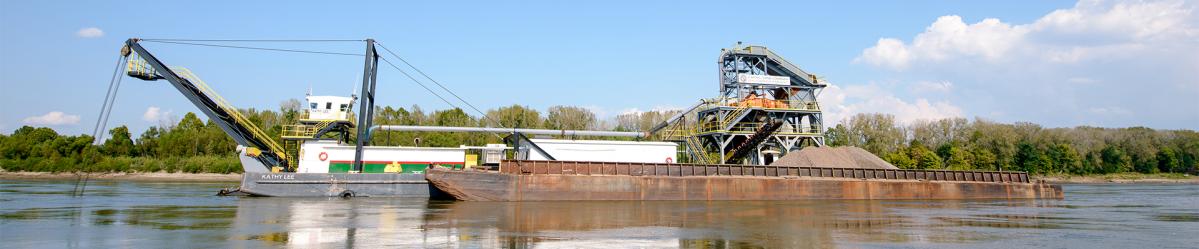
[[825, 113, 1199, 174], [0, 113, 242, 173], [369, 104, 679, 146], [2, 101, 1195, 176], [0, 101, 678, 173]]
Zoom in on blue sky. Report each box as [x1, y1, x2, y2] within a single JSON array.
[[2, 0, 1196, 136]]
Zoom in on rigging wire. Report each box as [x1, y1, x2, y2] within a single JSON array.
[[90, 55, 126, 144], [378, 57, 505, 139], [375, 42, 504, 129], [140, 40, 363, 56], [140, 39, 364, 42], [124, 39, 511, 140], [78, 54, 128, 197]]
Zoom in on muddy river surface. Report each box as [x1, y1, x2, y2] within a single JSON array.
[[1, 179, 1196, 248]]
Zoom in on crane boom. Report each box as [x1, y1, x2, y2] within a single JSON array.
[[122, 38, 287, 172]]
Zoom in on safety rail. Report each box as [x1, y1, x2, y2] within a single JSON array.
[[172, 67, 288, 160], [499, 160, 1031, 183], [126, 53, 157, 80], [281, 120, 338, 139], [715, 97, 821, 112], [299, 110, 356, 123], [697, 121, 821, 135], [720, 106, 749, 127]]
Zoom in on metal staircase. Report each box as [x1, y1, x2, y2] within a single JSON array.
[[718, 106, 749, 131]]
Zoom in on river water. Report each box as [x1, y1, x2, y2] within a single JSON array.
[[0, 180, 1195, 248]]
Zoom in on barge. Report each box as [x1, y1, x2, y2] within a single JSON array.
[[427, 160, 1063, 201]]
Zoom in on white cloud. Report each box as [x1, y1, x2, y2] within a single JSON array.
[[75, 27, 104, 38], [856, 16, 1026, 69], [820, 83, 963, 126], [142, 106, 172, 122], [854, 0, 1199, 129], [22, 111, 81, 126], [857, 0, 1196, 70], [857, 38, 912, 69], [1087, 106, 1132, 116], [911, 80, 954, 93]]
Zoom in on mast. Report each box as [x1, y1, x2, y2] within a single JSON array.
[[352, 39, 379, 173]]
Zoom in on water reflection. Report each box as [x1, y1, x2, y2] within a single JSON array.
[[2, 181, 1197, 248], [223, 198, 1070, 248]]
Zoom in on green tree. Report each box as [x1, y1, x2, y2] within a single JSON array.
[[908, 142, 942, 169], [102, 126, 135, 157], [177, 112, 205, 131], [843, 113, 904, 156], [1015, 142, 1051, 173], [1100, 145, 1131, 173], [1047, 143, 1082, 174], [825, 124, 850, 146], [544, 106, 596, 131], [1156, 147, 1179, 173], [486, 105, 542, 128], [883, 149, 916, 169], [943, 144, 973, 170], [136, 126, 161, 157]]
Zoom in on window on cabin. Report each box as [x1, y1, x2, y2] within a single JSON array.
[[326, 102, 332, 109], [339, 104, 348, 111], [310, 103, 318, 109]]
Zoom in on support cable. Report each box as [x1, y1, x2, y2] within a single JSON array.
[[77, 54, 128, 197], [377, 57, 504, 139], [90, 55, 126, 143], [375, 42, 504, 129], [140, 39, 364, 42], [140, 40, 362, 56]]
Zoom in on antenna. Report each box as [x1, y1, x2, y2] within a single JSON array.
[[350, 76, 360, 99]]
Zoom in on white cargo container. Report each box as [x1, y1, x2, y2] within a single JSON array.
[[527, 139, 678, 163]]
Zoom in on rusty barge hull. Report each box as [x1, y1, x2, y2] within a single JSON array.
[[426, 160, 1063, 201]]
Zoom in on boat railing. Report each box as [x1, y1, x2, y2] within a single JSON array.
[[497, 160, 1031, 183]]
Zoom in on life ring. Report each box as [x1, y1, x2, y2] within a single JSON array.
[[318, 152, 328, 161], [666, 157, 673, 163]]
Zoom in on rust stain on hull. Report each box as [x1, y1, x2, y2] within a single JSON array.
[[426, 160, 1064, 201]]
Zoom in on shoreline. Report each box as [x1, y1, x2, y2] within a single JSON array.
[[1034, 174, 1199, 184], [0, 171, 242, 182]]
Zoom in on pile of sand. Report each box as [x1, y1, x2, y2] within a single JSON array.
[[769, 146, 898, 169]]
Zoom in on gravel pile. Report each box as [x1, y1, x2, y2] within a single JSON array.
[[769, 146, 898, 169]]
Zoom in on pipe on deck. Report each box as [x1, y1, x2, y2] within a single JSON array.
[[372, 125, 648, 138]]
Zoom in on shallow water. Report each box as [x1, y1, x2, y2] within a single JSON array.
[[0, 180, 1195, 248]]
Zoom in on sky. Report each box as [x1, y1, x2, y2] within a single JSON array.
[[1, 0, 1196, 137]]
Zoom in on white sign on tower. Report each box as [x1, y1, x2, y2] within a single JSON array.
[[736, 73, 790, 85]]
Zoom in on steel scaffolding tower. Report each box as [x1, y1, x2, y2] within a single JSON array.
[[653, 44, 826, 165]]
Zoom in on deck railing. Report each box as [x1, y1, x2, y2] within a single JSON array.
[[498, 160, 1030, 183]]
